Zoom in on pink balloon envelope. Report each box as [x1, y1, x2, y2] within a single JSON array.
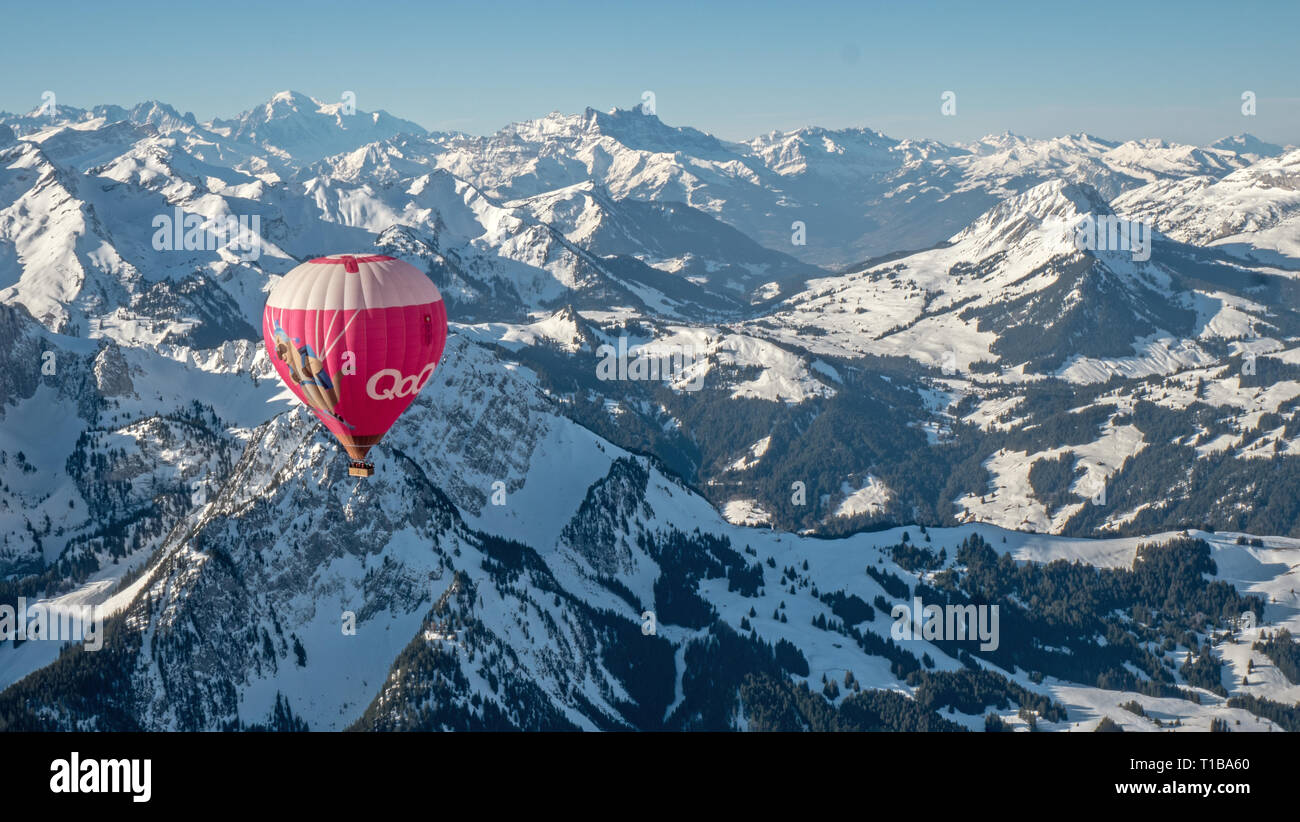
[[262, 254, 448, 475]]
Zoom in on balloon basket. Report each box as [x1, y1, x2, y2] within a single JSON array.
[[348, 460, 375, 478]]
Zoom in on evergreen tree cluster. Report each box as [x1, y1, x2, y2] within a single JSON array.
[[1252, 628, 1300, 685]]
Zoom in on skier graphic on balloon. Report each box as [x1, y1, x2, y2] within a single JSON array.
[[269, 321, 353, 429], [263, 254, 448, 477]]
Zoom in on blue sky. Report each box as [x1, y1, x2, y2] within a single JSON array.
[[3, 0, 1298, 145]]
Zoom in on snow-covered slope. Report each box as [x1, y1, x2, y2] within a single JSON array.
[[5, 328, 1296, 732], [4, 93, 1300, 733], [1115, 148, 1300, 267], [752, 179, 1235, 378]]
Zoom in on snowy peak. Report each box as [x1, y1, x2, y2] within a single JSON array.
[[1112, 146, 1300, 261], [952, 179, 1113, 249], [1210, 133, 1286, 160], [503, 179, 821, 308], [1102, 138, 1246, 180], [300, 135, 437, 184], [89, 104, 131, 123], [210, 90, 430, 165], [962, 131, 1116, 158], [263, 89, 317, 114], [581, 105, 734, 158], [746, 125, 906, 177], [1, 101, 188, 139], [128, 100, 197, 133], [946, 132, 1251, 204]]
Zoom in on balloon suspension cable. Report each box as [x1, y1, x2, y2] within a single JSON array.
[[348, 459, 375, 478]]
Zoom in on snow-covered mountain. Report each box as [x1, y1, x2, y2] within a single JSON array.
[[1115, 147, 1300, 267], [754, 178, 1271, 378], [207, 90, 432, 167], [1210, 133, 1287, 161], [3, 317, 1294, 731], [3, 92, 1300, 732], [423, 106, 1271, 267]]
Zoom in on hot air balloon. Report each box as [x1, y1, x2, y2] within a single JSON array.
[[262, 254, 448, 477]]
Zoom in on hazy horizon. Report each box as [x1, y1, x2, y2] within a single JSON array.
[[4, 86, 1297, 152], [2, 0, 1298, 146]]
